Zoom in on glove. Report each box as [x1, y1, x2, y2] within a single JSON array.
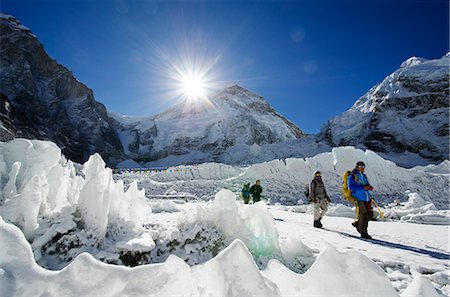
[[364, 185, 374, 191], [326, 197, 331, 202]]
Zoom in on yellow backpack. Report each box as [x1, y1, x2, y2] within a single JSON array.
[[343, 171, 357, 204]]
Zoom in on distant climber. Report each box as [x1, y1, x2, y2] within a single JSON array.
[[250, 180, 263, 203], [309, 171, 330, 228], [241, 183, 251, 204], [347, 161, 375, 239]]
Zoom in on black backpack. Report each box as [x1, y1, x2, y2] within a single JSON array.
[[304, 180, 317, 202], [303, 185, 310, 198]]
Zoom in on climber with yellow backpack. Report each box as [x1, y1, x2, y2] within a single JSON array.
[[342, 170, 360, 226], [343, 161, 383, 239]]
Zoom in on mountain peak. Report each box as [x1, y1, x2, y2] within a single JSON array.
[[220, 84, 255, 96], [400, 56, 427, 68], [0, 13, 33, 35]]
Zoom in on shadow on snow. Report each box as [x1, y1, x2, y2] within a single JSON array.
[[325, 228, 450, 260]]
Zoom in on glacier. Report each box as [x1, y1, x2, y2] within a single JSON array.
[[0, 138, 448, 296]]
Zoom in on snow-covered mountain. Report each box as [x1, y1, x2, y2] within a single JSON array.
[[319, 54, 449, 166], [110, 85, 306, 165], [0, 13, 123, 165], [1, 12, 448, 168]]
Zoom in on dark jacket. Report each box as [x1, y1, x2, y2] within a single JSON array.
[[250, 184, 263, 202]]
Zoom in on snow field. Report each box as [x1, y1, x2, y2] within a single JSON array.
[[269, 208, 449, 296], [0, 139, 447, 296]]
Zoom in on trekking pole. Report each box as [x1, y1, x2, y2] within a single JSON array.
[[371, 198, 385, 221]]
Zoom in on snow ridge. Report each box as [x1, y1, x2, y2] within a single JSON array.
[[319, 53, 449, 166]]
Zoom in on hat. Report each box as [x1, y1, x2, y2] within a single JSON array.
[[356, 161, 366, 167], [314, 171, 321, 175]]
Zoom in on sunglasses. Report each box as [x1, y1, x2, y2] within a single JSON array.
[[357, 165, 365, 168]]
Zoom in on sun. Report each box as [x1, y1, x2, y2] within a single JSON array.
[[181, 73, 206, 101]]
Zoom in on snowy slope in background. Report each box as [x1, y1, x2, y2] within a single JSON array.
[[118, 146, 449, 210], [320, 53, 449, 166], [110, 85, 306, 165], [113, 135, 332, 168]]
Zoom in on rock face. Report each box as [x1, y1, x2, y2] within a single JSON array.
[[319, 54, 449, 166], [111, 85, 306, 165], [0, 13, 123, 165]]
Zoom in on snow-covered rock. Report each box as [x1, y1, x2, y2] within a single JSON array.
[[0, 13, 123, 166], [319, 53, 449, 167]]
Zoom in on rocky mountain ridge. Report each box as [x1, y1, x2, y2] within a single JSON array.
[[0, 13, 123, 165], [319, 53, 449, 166]]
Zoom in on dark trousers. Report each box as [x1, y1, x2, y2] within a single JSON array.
[[243, 195, 250, 204], [357, 201, 373, 235]]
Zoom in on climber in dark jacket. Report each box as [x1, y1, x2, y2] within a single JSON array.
[[250, 180, 263, 203], [309, 171, 330, 228]]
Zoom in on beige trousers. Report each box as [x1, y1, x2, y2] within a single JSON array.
[[313, 198, 329, 221]]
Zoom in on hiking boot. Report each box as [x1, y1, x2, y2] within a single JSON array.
[[313, 220, 322, 228], [318, 218, 323, 228], [361, 233, 373, 240]]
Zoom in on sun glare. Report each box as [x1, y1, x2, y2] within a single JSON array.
[[181, 73, 206, 101]]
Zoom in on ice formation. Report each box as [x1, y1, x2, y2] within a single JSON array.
[[0, 139, 153, 257], [179, 189, 281, 258]]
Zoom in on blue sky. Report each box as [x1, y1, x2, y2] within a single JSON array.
[[2, 0, 449, 133]]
